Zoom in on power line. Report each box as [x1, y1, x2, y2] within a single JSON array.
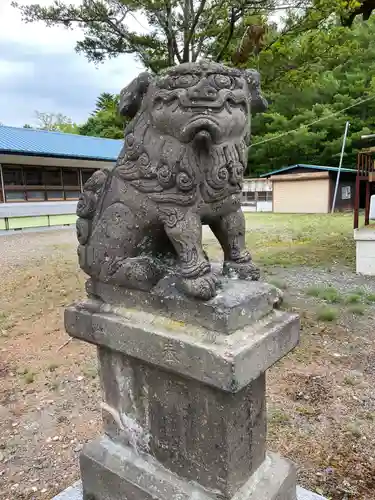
[[250, 93, 375, 149]]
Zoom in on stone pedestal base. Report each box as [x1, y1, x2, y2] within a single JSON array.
[[354, 228, 375, 275], [54, 482, 328, 500], [65, 276, 300, 500], [80, 436, 296, 500]]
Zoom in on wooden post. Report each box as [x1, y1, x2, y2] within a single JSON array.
[[365, 180, 370, 226], [0, 163, 5, 203], [79, 169, 84, 192], [354, 153, 361, 230]]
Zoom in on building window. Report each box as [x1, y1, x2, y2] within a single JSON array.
[[44, 168, 62, 186], [47, 190, 64, 201], [341, 186, 351, 200], [65, 190, 80, 200], [24, 167, 43, 186], [1, 165, 102, 203], [5, 191, 25, 202], [3, 167, 23, 185], [257, 191, 272, 202], [26, 190, 45, 201], [62, 168, 79, 187], [242, 191, 255, 203]]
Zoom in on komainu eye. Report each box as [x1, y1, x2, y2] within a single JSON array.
[[176, 74, 199, 88], [213, 74, 232, 89]]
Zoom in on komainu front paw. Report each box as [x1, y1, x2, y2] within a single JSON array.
[[223, 260, 260, 281], [180, 273, 219, 300]]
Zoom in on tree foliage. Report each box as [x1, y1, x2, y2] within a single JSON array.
[[340, 0, 375, 27], [24, 111, 80, 133], [15, 0, 373, 72], [13, 0, 276, 72], [78, 92, 126, 138], [247, 16, 375, 175], [13, 0, 375, 74]]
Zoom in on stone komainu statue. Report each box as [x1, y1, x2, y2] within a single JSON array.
[[76, 61, 268, 300]]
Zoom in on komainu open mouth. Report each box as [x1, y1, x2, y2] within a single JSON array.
[[182, 116, 221, 143]]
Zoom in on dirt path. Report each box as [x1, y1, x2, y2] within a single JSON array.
[[0, 225, 375, 499]]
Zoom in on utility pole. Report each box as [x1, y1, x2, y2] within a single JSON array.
[[331, 121, 350, 214]]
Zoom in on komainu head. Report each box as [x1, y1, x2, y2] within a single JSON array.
[[119, 60, 267, 147]]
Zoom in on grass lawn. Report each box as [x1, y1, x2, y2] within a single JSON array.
[[205, 212, 355, 268]]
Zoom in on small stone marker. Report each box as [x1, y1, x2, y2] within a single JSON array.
[[66, 60, 301, 500]]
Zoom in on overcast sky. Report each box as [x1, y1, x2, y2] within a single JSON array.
[[0, 1, 285, 128], [0, 0, 141, 127]]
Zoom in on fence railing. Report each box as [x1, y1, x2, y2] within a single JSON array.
[[357, 152, 374, 177]]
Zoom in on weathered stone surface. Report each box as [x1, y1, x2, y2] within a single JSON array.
[[54, 482, 327, 500], [78, 436, 296, 500], [98, 345, 266, 495], [65, 300, 299, 391], [76, 61, 268, 301], [54, 482, 328, 500], [86, 270, 283, 334], [296, 488, 327, 500]]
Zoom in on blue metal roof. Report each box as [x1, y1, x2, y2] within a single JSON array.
[[260, 164, 357, 177], [0, 125, 122, 161]]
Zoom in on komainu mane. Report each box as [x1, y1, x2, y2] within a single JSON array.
[[76, 60, 268, 300]]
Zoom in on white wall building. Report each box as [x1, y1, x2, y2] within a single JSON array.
[[241, 178, 273, 212]]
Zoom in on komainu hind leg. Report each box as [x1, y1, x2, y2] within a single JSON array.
[[209, 209, 260, 280], [80, 202, 165, 291], [107, 255, 164, 291]]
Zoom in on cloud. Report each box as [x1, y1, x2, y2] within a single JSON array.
[[0, 0, 142, 126]]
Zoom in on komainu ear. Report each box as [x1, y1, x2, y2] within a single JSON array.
[[242, 69, 268, 114], [119, 72, 152, 119]]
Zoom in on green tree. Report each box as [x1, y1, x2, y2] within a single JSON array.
[[341, 0, 375, 27], [24, 111, 80, 133], [93, 92, 119, 114], [247, 17, 375, 175], [11, 0, 269, 72], [13, 0, 348, 73], [12, 1, 375, 74], [79, 93, 125, 138]]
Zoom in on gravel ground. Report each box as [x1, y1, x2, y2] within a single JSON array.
[[267, 266, 375, 296], [0, 226, 215, 269], [0, 227, 76, 271], [1, 225, 375, 294]]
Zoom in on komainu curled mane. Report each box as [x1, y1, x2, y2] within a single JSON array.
[[76, 60, 268, 300]]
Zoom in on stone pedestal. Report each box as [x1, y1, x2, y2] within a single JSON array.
[[65, 275, 300, 500], [354, 227, 375, 275]]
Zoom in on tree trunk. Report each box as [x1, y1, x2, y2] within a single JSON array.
[[183, 0, 191, 62]]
